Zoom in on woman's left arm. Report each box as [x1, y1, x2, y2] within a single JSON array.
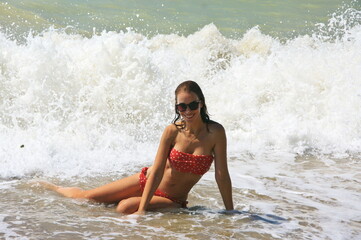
[[213, 124, 234, 211]]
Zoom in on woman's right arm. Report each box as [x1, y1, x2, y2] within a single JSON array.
[[135, 124, 177, 214]]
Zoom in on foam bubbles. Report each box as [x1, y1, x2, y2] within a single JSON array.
[[1, 8, 361, 178]]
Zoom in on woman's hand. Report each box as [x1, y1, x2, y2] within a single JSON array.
[[124, 210, 145, 220], [132, 210, 145, 215]]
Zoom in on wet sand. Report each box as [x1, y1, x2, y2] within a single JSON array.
[[1, 155, 360, 240]]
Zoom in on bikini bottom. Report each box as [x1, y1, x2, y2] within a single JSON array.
[[139, 167, 188, 208]]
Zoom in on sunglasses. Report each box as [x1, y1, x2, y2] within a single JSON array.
[[176, 101, 201, 112]]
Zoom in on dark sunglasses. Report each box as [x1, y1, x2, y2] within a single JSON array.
[[176, 101, 200, 112]]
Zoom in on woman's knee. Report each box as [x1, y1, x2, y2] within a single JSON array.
[[116, 198, 140, 214]]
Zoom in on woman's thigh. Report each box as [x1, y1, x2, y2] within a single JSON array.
[[84, 173, 142, 203], [116, 196, 181, 214]]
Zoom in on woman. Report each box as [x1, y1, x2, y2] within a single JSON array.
[[43, 80, 234, 214]]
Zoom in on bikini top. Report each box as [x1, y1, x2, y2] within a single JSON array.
[[168, 148, 214, 175]]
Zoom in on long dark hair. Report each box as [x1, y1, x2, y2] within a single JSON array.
[[172, 80, 211, 129]]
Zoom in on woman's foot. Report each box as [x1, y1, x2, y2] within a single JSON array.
[[39, 181, 84, 198]]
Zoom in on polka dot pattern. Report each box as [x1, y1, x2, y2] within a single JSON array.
[[139, 167, 188, 207], [169, 148, 214, 175]]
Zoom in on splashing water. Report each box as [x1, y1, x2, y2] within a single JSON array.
[[0, 4, 360, 240]]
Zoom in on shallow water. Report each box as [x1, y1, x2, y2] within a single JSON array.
[[1, 0, 361, 239], [1, 153, 360, 240]]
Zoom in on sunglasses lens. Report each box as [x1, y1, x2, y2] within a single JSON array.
[[176, 101, 200, 112], [176, 103, 187, 112], [188, 101, 199, 110]]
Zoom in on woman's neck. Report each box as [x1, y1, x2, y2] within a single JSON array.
[[184, 119, 205, 135]]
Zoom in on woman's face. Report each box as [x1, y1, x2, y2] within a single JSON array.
[[176, 91, 203, 123]]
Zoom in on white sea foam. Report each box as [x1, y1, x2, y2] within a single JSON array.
[[1, 8, 361, 179]]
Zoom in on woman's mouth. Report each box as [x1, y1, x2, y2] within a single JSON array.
[[183, 113, 195, 120]]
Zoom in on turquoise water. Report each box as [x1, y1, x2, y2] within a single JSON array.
[[1, 0, 359, 38]]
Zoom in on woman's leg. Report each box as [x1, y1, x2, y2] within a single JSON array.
[[41, 173, 142, 204], [116, 196, 181, 214]]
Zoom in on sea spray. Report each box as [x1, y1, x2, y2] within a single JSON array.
[[1, 8, 361, 178]]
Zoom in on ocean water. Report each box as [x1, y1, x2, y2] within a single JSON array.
[[1, 0, 361, 239]]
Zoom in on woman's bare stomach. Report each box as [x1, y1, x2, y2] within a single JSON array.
[[146, 164, 202, 200]]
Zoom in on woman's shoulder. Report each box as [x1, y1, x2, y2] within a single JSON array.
[[160, 124, 179, 146], [165, 123, 178, 130], [207, 121, 226, 147], [163, 123, 180, 137], [207, 121, 225, 133]]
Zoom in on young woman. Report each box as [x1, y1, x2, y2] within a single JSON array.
[[43, 80, 234, 214]]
